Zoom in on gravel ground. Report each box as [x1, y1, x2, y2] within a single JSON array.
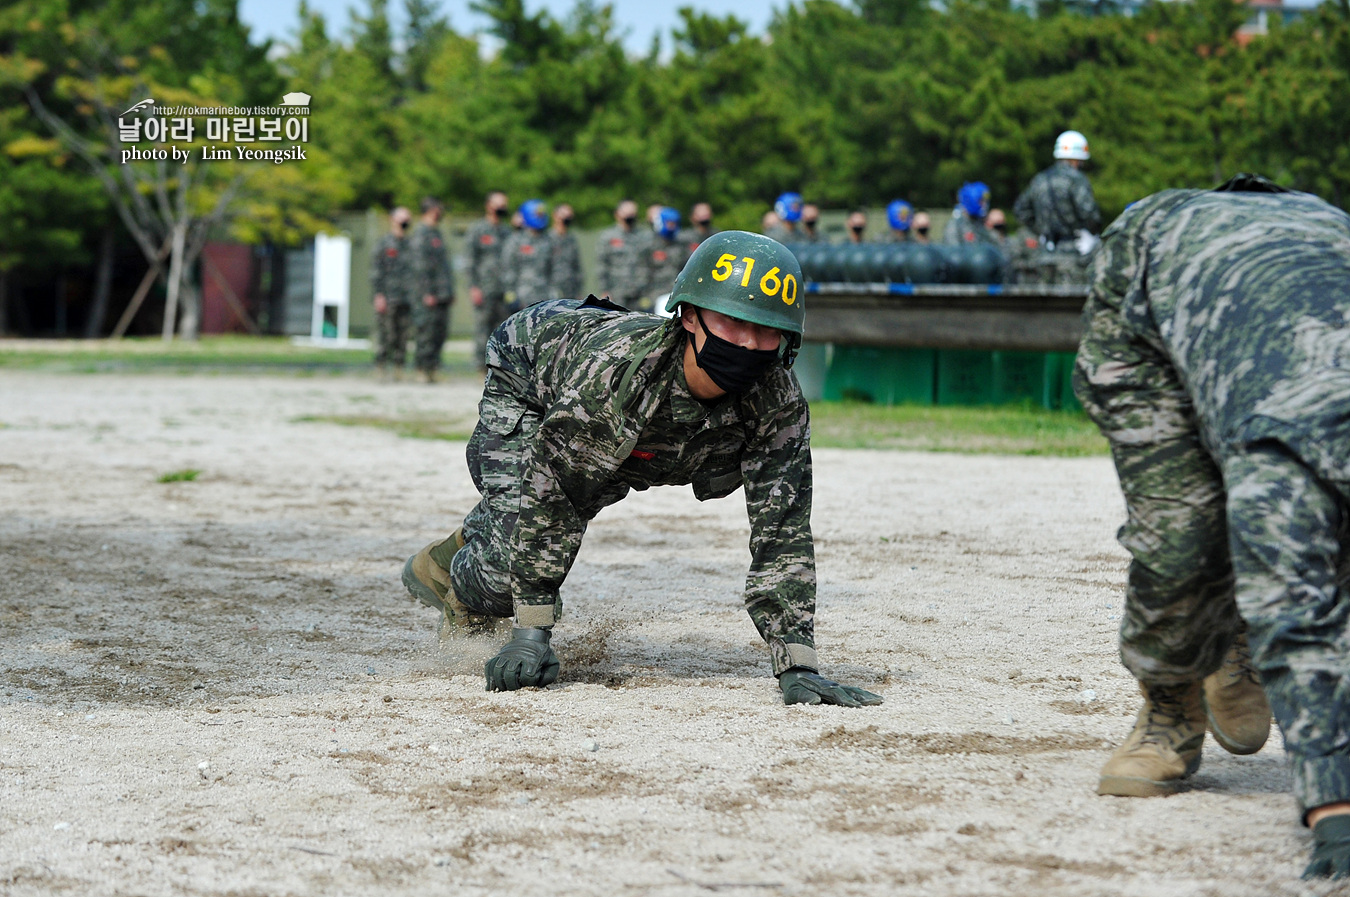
[[0, 370, 1335, 897]]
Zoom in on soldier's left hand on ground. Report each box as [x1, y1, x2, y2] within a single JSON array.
[[485, 627, 561, 691], [1304, 815, 1350, 880], [778, 668, 883, 707]]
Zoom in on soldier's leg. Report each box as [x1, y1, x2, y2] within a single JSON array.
[[427, 302, 448, 373], [1224, 445, 1350, 824], [412, 303, 437, 376], [391, 303, 411, 370], [373, 309, 392, 368], [473, 293, 506, 369]]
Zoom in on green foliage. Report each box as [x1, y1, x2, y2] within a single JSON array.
[[157, 468, 201, 482]]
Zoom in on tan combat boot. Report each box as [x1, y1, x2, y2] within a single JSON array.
[[1098, 681, 1206, 797], [401, 529, 493, 633], [1203, 630, 1271, 755], [419, 368, 437, 384]]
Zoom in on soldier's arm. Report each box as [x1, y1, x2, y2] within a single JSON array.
[[412, 232, 436, 300], [370, 239, 388, 295], [595, 236, 613, 294], [740, 381, 818, 676], [464, 227, 483, 290], [1013, 187, 1035, 233]]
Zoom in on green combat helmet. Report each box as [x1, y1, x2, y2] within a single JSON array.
[[665, 230, 805, 367]]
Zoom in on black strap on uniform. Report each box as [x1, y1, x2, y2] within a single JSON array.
[[580, 294, 631, 313]]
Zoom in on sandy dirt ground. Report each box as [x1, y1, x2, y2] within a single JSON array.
[[0, 368, 1338, 897]]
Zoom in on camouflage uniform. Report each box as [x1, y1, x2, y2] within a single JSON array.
[[764, 223, 804, 244], [501, 230, 553, 312], [639, 232, 690, 312], [409, 222, 454, 374], [1074, 175, 1350, 819], [369, 232, 413, 368], [879, 229, 912, 244], [549, 231, 583, 301], [942, 209, 994, 246], [466, 218, 512, 366], [1014, 162, 1102, 284], [594, 226, 645, 307], [682, 226, 718, 255], [447, 297, 820, 676]]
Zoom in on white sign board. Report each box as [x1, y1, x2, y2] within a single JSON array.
[[311, 232, 352, 344]]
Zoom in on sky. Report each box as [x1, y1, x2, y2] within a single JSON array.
[[237, 0, 786, 53]]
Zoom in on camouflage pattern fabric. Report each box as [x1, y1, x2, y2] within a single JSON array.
[[639, 232, 690, 312], [446, 298, 819, 675], [682, 226, 718, 255], [879, 230, 912, 243], [549, 231, 583, 301], [942, 209, 994, 245], [1013, 161, 1102, 245], [1074, 177, 1350, 818], [466, 218, 512, 367], [502, 230, 554, 311], [409, 222, 454, 373], [763, 223, 804, 244], [370, 233, 414, 366], [594, 226, 645, 305]]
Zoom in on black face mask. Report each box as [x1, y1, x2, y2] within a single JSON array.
[[916, 228, 929, 237], [850, 225, 865, 236], [560, 216, 573, 226], [803, 220, 817, 231], [622, 215, 637, 227], [688, 309, 779, 395]]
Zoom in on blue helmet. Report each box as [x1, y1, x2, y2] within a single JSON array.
[[774, 192, 803, 223], [520, 199, 548, 231], [655, 206, 681, 239], [958, 182, 990, 219], [887, 200, 914, 231]]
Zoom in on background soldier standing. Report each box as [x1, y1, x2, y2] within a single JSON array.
[[466, 191, 512, 371], [684, 202, 717, 253], [943, 181, 995, 245], [549, 203, 582, 300], [1013, 130, 1101, 283], [595, 199, 645, 308], [402, 232, 883, 708], [639, 206, 688, 311], [881, 200, 914, 242], [369, 206, 413, 380], [501, 199, 554, 313], [409, 197, 454, 383], [1076, 175, 1350, 879], [764, 191, 805, 243]]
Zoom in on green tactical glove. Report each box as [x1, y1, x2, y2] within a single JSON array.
[[485, 628, 560, 692], [1304, 815, 1350, 879], [779, 667, 884, 707]]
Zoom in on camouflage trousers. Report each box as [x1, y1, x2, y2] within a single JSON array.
[[1075, 290, 1350, 816], [413, 301, 449, 373], [373, 303, 411, 368], [442, 369, 560, 621], [473, 292, 509, 371]]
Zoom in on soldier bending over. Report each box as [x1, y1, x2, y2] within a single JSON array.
[[1077, 174, 1350, 878]]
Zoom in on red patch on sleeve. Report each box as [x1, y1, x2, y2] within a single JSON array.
[[520, 244, 534, 255], [385, 248, 398, 257], [609, 238, 624, 247], [653, 250, 667, 263], [432, 238, 442, 248], [629, 449, 655, 461], [480, 234, 495, 246]]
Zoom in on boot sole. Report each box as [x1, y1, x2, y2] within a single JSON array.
[[402, 554, 446, 614], [1205, 706, 1270, 756], [1097, 774, 1193, 797]]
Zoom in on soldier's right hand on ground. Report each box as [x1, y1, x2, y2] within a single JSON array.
[[778, 668, 884, 707], [1304, 815, 1350, 879], [485, 627, 561, 692]]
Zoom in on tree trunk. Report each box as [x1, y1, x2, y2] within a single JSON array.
[[162, 220, 188, 341], [85, 228, 115, 339], [0, 270, 8, 336], [177, 279, 200, 341]]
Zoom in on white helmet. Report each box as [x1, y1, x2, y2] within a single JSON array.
[[1053, 130, 1090, 161]]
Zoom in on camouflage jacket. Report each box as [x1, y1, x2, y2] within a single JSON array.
[[1088, 176, 1350, 483], [370, 233, 414, 307], [1013, 162, 1101, 246], [595, 226, 646, 303], [549, 231, 583, 301], [681, 226, 719, 256], [409, 223, 454, 304], [485, 298, 818, 675], [942, 209, 994, 246], [640, 232, 691, 302], [465, 218, 512, 296], [764, 223, 805, 244], [502, 230, 554, 309]]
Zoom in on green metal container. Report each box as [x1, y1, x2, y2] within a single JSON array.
[[824, 345, 936, 405]]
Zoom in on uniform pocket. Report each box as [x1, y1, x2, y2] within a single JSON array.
[[476, 393, 526, 436]]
